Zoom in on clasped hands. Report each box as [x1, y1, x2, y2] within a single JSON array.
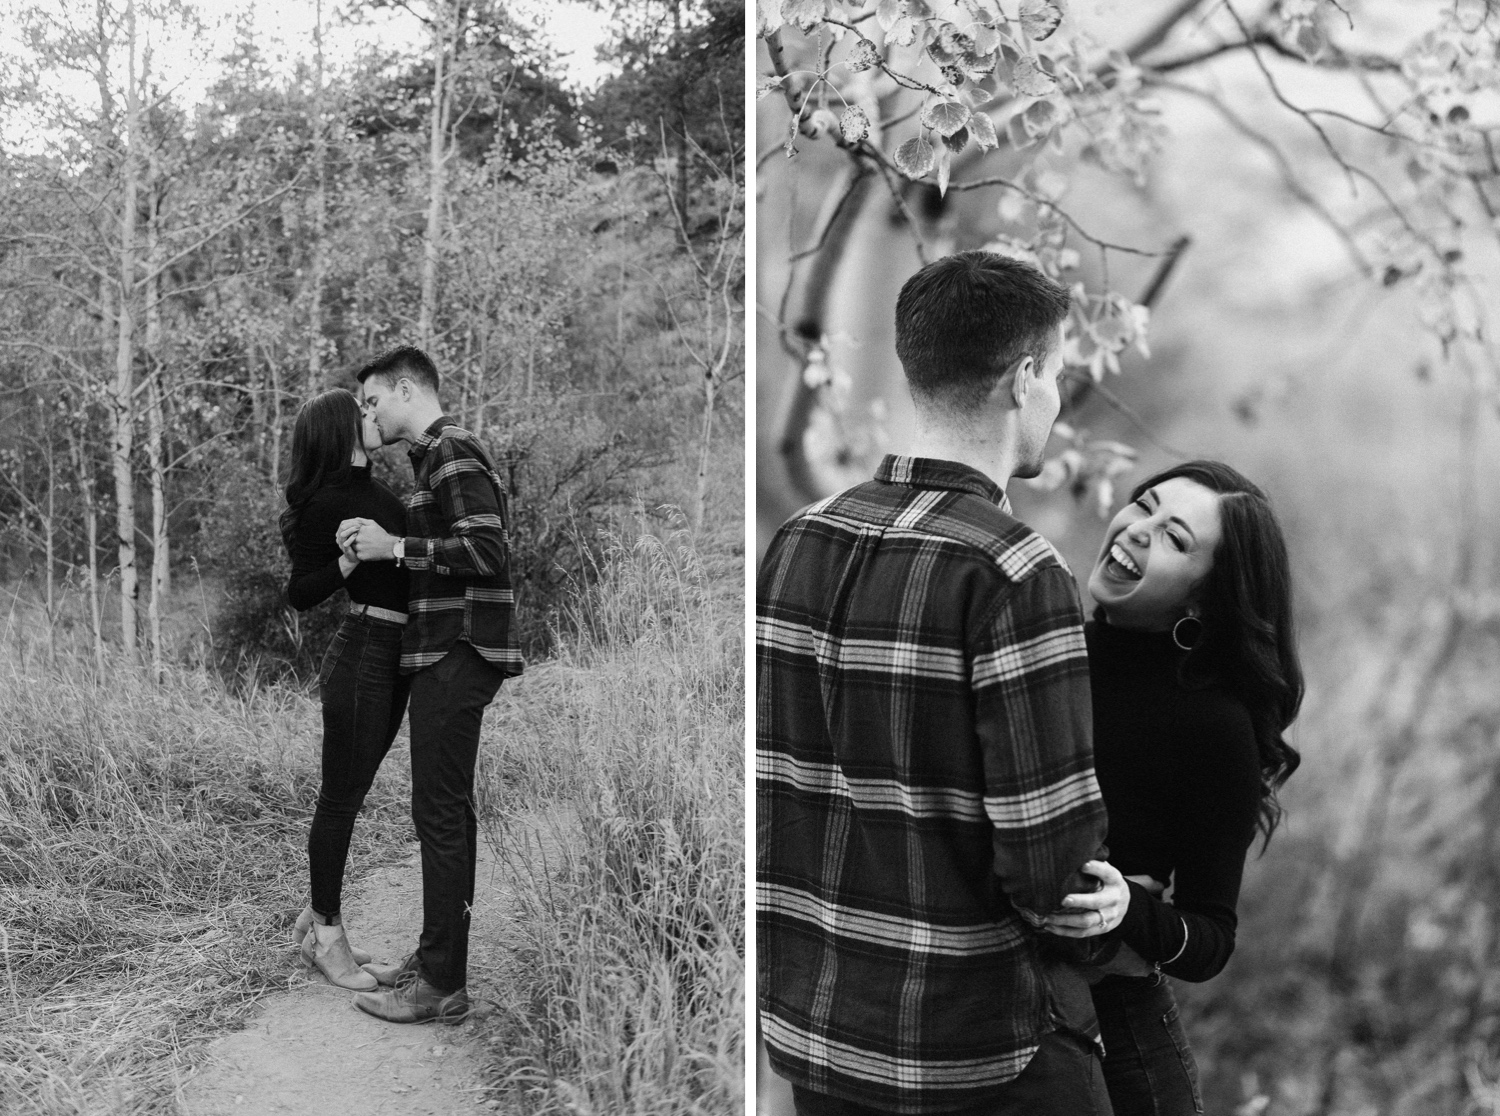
[[337, 517, 399, 562], [1041, 860, 1165, 939]]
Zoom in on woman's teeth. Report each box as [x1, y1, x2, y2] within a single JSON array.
[[1108, 542, 1142, 579]]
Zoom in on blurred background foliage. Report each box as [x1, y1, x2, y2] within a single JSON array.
[[757, 1, 1500, 1113]]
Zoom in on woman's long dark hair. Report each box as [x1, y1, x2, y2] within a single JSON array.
[[279, 389, 362, 554], [1130, 460, 1304, 846]]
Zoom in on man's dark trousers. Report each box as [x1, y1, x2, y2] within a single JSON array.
[[785, 960, 1114, 1116], [789, 1029, 1113, 1116], [407, 640, 503, 993]]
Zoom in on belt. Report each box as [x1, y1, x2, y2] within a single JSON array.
[[351, 603, 408, 625]]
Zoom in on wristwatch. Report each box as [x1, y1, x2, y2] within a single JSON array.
[[393, 537, 405, 567]]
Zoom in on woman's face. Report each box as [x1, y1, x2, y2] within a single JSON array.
[[360, 408, 382, 455], [1088, 476, 1223, 631]]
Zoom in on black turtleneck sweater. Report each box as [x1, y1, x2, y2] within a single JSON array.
[[286, 465, 409, 614], [1088, 618, 1262, 982]]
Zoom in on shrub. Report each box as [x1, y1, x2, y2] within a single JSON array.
[[194, 455, 342, 683]]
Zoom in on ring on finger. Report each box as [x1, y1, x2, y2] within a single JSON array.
[[1096, 909, 1106, 930]]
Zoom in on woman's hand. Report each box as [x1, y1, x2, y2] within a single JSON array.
[[1043, 859, 1131, 938], [337, 516, 399, 561], [336, 521, 363, 579], [337, 518, 370, 553]]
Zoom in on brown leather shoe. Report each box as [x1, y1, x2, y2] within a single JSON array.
[[360, 951, 419, 988], [353, 977, 470, 1025], [293, 905, 373, 967]]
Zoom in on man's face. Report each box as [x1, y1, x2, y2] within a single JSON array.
[[359, 376, 406, 447], [1012, 324, 1065, 478]]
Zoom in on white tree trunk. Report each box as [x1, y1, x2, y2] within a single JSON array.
[[268, 346, 284, 487], [145, 371, 166, 681], [693, 367, 716, 534], [308, 0, 328, 385], [43, 410, 56, 660], [111, 0, 141, 658], [145, 142, 169, 681], [71, 428, 105, 674], [419, 0, 450, 349]]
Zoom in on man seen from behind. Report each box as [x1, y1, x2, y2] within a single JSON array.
[[757, 252, 1128, 1114]]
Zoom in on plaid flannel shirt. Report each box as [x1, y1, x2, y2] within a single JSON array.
[[756, 455, 1107, 1114], [399, 417, 523, 677]]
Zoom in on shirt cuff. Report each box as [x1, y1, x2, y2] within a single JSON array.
[[403, 536, 431, 571]]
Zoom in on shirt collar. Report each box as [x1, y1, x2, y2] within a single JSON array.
[[408, 415, 456, 464], [874, 454, 1012, 513]]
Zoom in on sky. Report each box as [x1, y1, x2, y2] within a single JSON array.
[[0, 0, 616, 122], [198, 0, 618, 91], [0, 0, 618, 153]]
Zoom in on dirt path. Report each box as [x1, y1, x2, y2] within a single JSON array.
[[177, 813, 566, 1116]]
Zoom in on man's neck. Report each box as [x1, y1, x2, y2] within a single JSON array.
[[905, 415, 1018, 494], [399, 404, 447, 445]]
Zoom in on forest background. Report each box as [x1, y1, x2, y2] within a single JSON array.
[[0, 0, 745, 1112], [757, 1, 1500, 1114], [0, 0, 744, 676]]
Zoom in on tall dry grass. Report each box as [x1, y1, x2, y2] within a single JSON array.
[[0, 593, 415, 1115], [0, 511, 743, 1115], [471, 518, 745, 1114]]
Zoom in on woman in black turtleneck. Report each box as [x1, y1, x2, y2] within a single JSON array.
[[279, 388, 409, 992], [1044, 461, 1304, 1116]]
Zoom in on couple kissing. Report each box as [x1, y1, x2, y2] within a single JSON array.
[[279, 345, 521, 1025]]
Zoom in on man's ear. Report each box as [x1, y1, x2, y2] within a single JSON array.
[[1007, 353, 1035, 409]]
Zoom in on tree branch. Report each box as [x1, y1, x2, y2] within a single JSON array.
[[1151, 77, 1374, 276], [1122, 0, 1210, 60], [1148, 30, 1402, 75], [941, 171, 1170, 259]]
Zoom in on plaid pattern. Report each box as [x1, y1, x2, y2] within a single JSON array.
[[757, 455, 1107, 1114], [400, 417, 523, 677]]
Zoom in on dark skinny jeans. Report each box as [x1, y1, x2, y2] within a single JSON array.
[[309, 612, 410, 919], [1091, 973, 1204, 1116]]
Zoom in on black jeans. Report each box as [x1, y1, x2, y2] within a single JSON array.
[[789, 1029, 1112, 1116], [407, 640, 504, 993], [310, 613, 411, 919], [1091, 974, 1204, 1116]]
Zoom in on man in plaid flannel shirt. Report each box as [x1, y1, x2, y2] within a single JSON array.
[[339, 345, 522, 1024], [758, 253, 1129, 1114]]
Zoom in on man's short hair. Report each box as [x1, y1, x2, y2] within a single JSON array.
[[355, 345, 440, 396], [894, 251, 1071, 411]]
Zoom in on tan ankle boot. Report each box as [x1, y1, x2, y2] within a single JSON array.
[[302, 923, 378, 991], [293, 905, 372, 966]]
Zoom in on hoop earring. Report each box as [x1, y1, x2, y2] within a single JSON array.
[[1172, 615, 1203, 652]]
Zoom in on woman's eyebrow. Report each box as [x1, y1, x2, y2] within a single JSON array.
[[1167, 515, 1197, 544]]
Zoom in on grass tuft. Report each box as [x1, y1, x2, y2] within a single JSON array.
[[473, 519, 744, 1114]]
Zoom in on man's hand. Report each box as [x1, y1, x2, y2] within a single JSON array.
[[1042, 859, 1130, 938], [337, 517, 399, 562]]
